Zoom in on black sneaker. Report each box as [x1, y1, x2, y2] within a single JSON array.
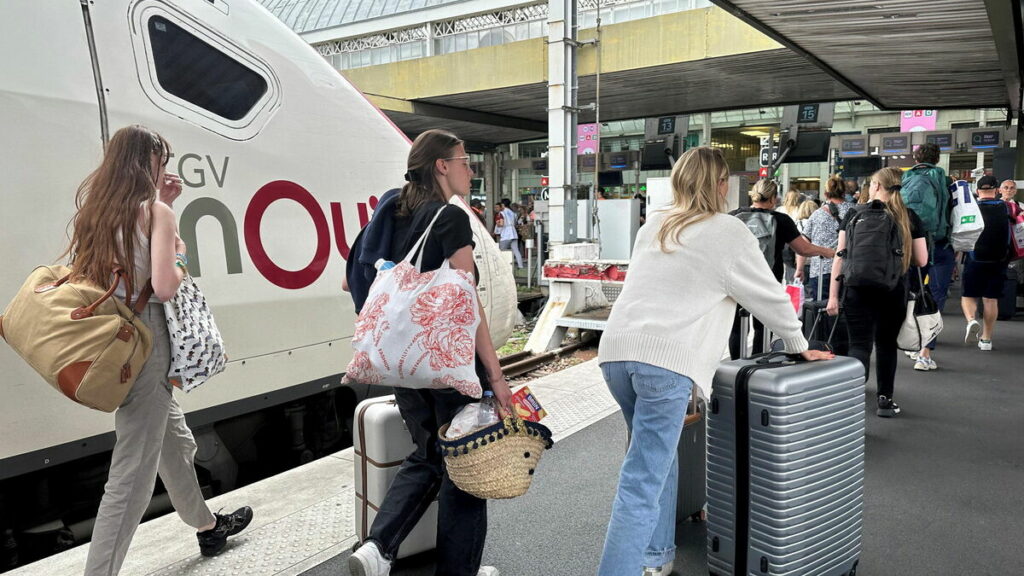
[[197, 506, 253, 557], [876, 396, 901, 418]]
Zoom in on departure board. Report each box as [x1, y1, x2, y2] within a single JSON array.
[[926, 133, 954, 151], [840, 137, 868, 156], [881, 135, 911, 154]]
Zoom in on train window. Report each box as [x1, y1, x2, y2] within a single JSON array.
[[148, 16, 267, 121]]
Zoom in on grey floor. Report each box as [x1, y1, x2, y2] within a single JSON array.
[[305, 307, 1024, 576]]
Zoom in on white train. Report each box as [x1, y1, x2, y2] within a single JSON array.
[[0, 0, 516, 561]]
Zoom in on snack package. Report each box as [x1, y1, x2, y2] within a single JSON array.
[[511, 386, 547, 422]]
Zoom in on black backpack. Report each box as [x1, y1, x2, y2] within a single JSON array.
[[840, 203, 905, 290]]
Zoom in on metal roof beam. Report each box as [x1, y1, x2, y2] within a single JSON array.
[[367, 93, 548, 132], [706, 0, 882, 109], [983, 0, 1024, 116]]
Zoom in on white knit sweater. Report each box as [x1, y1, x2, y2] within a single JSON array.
[[598, 211, 809, 399]]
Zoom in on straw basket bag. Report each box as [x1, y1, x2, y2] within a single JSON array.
[[439, 415, 553, 500]]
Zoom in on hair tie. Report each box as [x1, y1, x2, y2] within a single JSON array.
[[404, 170, 420, 183], [890, 185, 902, 193]]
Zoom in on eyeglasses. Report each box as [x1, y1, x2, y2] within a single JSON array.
[[443, 155, 471, 166]]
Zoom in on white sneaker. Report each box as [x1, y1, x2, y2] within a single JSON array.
[[965, 319, 981, 343], [478, 567, 500, 576], [979, 339, 993, 351], [643, 560, 674, 575], [349, 542, 391, 576], [926, 357, 938, 370], [904, 350, 919, 360], [913, 358, 930, 371]]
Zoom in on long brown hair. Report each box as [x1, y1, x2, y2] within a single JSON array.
[[62, 125, 169, 291], [872, 167, 913, 272], [656, 147, 730, 252], [398, 129, 463, 217]]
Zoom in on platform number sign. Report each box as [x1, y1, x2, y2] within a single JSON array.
[[760, 147, 778, 167], [658, 116, 676, 135], [797, 104, 820, 124]]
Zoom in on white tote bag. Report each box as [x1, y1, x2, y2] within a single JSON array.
[[949, 180, 984, 252], [897, 269, 944, 351], [164, 275, 228, 391], [344, 209, 483, 398]]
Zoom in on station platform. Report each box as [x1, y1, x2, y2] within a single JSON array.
[[12, 311, 1024, 576]]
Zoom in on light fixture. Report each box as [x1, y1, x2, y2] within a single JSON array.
[[740, 129, 771, 138]]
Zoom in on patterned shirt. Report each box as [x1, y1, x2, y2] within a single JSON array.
[[801, 201, 855, 278]]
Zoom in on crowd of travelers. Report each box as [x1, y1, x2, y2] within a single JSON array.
[[24, 123, 1020, 576]]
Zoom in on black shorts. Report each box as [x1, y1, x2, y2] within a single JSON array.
[[962, 259, 1008, 299]]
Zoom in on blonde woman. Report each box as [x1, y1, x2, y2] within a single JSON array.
[[779, 189, 803, 220], [597, 147, 832, 576], [827, 167, 928, 417]]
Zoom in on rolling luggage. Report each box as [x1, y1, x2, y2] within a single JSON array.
[[676, 395, 707, 522], [706, 352, 866, 576], [354, 396, 437, 559]]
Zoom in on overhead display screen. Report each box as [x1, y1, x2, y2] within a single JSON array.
[[970, 130, 1001, 150], [925, 133, 955, 152], [881, 135, 911, 155], [840, 137, 867, 156]]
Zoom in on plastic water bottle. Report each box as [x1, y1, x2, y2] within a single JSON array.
[[374, 258, 395, 271], [476, 390, 499, 428]]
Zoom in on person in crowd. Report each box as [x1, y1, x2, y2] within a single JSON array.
[[495, 198, 524, 268], [901, 143, 953, 371], [514, 201, 533, 254], [1000, 179, 1019, 205], [858, 182, 871, 204], [845, 179, 858, 203], [779, 189, 803, 221], [62, 126, 252, 576], [796, 199, 817, 229], [827, 167, 928, 418], [796, 174, 855, 300], [348, 129, 510, 576], [470, 199, 486, 223], [728, 180, 835, 358], [961, 176, 1013, 350], [597, 147, 831, 576]]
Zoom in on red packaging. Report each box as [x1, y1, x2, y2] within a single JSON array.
[[511, 386, 547, 422]]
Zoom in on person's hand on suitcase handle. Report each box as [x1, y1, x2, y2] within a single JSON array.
[[825, 295, 840, 317], [800, 349, 834, 362]]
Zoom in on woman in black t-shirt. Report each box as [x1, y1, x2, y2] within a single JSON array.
[[350, 130, 508, 576], [827, 168, 928, 419]]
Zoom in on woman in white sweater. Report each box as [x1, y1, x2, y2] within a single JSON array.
[[596, 147, 832, 576]]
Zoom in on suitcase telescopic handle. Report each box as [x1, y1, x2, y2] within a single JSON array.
[[755, 351, 805, 364]]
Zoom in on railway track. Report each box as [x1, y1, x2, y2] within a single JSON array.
[[497, 340, 594, 379]]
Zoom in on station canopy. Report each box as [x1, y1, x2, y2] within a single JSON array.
[[708, 0, 1023, 116]]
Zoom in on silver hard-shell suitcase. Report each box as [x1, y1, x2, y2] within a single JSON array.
[[707, 353, 866, 576]]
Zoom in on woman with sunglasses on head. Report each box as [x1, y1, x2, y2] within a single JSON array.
[[597, 147, 832, 576], [826, 167, 929, 418], [64, 126, 252, 576], [348, 129, 509, 576]]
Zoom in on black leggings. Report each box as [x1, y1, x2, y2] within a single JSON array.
[[842, 283, 907, 399]]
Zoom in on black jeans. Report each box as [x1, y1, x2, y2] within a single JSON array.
[[843, 283, 906, 399], [729, 309, 766, 359], [367, 387, 487, 576]]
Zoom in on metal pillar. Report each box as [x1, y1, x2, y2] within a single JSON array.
[[702, 112, 712, 146], [1016, 119, 1024, 179], [547, 0, 578, 246]]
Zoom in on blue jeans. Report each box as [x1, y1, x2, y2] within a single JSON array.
[[923, 243, 956, 350], [599, 361, 695, 575]]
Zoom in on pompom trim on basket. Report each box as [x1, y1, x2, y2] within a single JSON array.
[[438, 417, 553, 457]]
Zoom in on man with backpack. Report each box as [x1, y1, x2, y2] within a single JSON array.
[[728, 179, 835, 358], [900, 143, 954, 370], [960, 176, 1013, 350]]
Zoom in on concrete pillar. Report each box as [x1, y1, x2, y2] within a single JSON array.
[[702, 112, 712, 146], [547, 0, 578, 245]]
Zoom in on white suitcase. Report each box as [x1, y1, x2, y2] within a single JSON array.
[[354, 396, 437, 559]]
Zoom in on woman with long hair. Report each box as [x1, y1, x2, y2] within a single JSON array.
[[67, 126, 251, 576], [348, 129, 509, 576], [597, 147, 832, 576], [827, 167, 928, 417]]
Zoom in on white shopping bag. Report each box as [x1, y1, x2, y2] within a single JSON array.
[[949, 180, 983, 252], [344, 208, 483, 398]]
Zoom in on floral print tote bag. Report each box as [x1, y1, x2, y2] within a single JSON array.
[[164, 275, 228, 392], [344, 209, 482, 398]]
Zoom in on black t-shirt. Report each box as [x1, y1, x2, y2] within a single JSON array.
[[729, 208, 801, 281], [389, 200, 489, 388], [389, 201, 475, 273], [838, 201, 926, 240], [974, 199, 1010, 262]]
